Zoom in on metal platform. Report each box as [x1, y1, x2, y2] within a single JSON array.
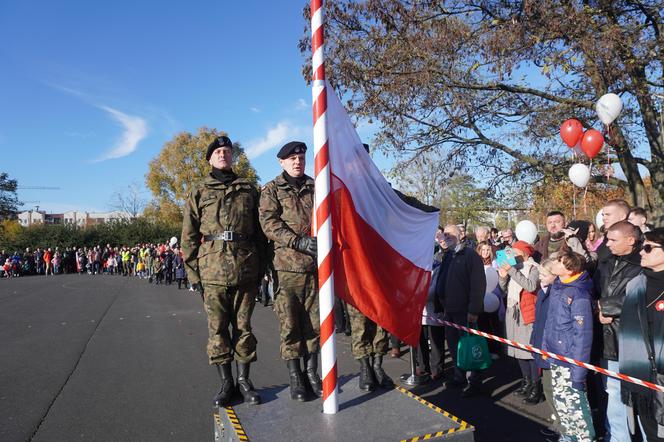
[[213, 375, 474, 442]]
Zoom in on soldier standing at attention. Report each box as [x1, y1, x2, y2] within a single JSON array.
[[181, 135, 266, 407], [259, 141, 322, 401]]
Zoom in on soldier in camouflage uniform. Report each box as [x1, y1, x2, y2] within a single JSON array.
[[181, 135, 266, 407], [259, 141, 322, 402], [346, 304, 394, 391]]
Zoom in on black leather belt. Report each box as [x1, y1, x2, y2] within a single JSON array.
[[202, 231, 249, 242]]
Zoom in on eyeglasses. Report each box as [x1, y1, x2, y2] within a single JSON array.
[[642, 244, 663, 254]]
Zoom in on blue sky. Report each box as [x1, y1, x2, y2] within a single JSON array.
[[1, 1, 380, 213]]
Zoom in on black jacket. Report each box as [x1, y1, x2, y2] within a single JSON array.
[[595, 247, 642, 360], [436, 245, 486, 315]]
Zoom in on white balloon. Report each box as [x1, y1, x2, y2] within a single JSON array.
[[169, 236, 178, 246], [484, 292, 500, 313], [569, 163, 591, 188], [485, 266, 499, 295], [515, 220, 538, 245], [596, 93, 623, 125], [596, 209, 603, 230]]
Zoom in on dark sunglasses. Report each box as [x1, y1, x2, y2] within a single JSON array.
[[643, 244, 663, 254]]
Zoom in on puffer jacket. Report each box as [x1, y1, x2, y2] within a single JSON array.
[[531, 285, 552, 370], [542, 271, 594, 383]]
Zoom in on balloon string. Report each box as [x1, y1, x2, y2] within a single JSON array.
[[584, 160, 591, 216], [606, 124, 611, 181], [573, 184, 577, 218]]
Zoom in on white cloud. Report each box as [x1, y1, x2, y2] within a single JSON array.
[[296, 98, 308, 110], [95, 106, 148, 161], [249, 106, 261, 113], [245, 121, 306, 159]]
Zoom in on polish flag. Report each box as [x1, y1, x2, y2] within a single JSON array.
[[324, 88, 439, 346]]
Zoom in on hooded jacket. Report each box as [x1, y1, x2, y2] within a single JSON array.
[[542, 271, 594, 383]]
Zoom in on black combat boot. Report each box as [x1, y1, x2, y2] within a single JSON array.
[[515, 376, 532, 397], [523, 379, 544, 405], [236, 362, 261, 405], [287, 359, 307, 402], [372, 355, 394, 388], [304, 353, 323, 398], [213, 363, 235, 407], [359, 357, 377, 391]]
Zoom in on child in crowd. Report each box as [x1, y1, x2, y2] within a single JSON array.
[[152, 258, 163, 285], [543, 251, 595, 442]]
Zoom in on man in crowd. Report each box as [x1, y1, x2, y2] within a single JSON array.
[[181, 135, 266, 407], [259, 141, 323, 402], [628, 207, 651, 233], [599, 199, 631, 259], [458, 225, 476, 250], [497, 228, 516, 250], [435, 224, 486, 397], [533, 210, 593, 263], [595, 221, 642, 441]]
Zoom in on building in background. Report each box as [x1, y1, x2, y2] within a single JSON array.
[[18, 210, 130, 227]]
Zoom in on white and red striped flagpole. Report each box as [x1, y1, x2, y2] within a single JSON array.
[[311, 0, 338, 414]]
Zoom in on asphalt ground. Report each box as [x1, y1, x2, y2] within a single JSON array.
[[1, 274, 555, 441]]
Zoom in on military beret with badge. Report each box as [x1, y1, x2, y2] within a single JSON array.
[[206, 135, 234, 161], [277, 141, 307, 159]]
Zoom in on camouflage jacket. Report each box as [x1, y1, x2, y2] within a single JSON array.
[[259, 173, 316, 273], [181, 174, 267, 287]]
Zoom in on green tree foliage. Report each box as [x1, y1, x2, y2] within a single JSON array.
[[300, 1, 664, 221], [0, 219, 179, 252], [145, 127, 259, 224], [0, 173, 20, 219]]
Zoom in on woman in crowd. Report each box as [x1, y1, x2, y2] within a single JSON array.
[[476, 241, 503, 359], [498, 241, 541, 402], [619, 228, 664, 441], [43, 248, 53, 276], [585, 221, 603, 253], [545, 251, 595, 442]]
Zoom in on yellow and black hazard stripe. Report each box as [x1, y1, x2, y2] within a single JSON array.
[[224, 406, 249, 441], [396, 386, 473, 442]]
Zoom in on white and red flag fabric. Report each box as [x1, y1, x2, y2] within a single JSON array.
[[324, 88, 440, 347]]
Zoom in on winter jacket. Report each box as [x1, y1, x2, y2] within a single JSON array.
[[594, 247, 642, 361], [531, 286, 552, 369], [619, 273, 664, 434], [437, 245, 486, 315], [542, 271, 594, 384]]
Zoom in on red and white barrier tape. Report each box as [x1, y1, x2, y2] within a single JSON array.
[[427, 316, 664, 393]]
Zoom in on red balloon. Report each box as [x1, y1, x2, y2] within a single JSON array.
[[581, 129, 604, 159], [560, 119, 584, 147]]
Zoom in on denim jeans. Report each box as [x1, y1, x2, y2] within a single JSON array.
[[603, 359, 630, 442]]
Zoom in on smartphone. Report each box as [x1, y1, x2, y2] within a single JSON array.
[[496, 247, 517, 267]]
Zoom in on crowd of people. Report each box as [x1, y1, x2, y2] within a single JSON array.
[[0, 241, 190, 289], [421, 200, 662, 442]]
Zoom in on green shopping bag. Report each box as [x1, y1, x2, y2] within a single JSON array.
[[456, 328, 492, 371]]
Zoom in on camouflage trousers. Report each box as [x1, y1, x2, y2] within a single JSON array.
[[346, 303, 389, 359], [550, 365, 595, 442], [274, 271, 319, 360], [203, 283, 257, 365]]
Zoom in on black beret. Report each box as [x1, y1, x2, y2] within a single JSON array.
[[206, 135, 233, 161], [277, 141, 307, 159]]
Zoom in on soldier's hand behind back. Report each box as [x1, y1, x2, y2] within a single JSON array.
[[191, 282, 205, 300], [294, 236, 317, 257]]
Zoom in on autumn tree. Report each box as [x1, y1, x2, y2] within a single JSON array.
[[300, 0, 664, 222], [389, 149, 495, 226], [0, 173, 20, 220], [109, 182, 147, 219], [145, 127, 259, 223]]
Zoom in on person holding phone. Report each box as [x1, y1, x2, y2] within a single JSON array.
[[498, 241, 541, 403]]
